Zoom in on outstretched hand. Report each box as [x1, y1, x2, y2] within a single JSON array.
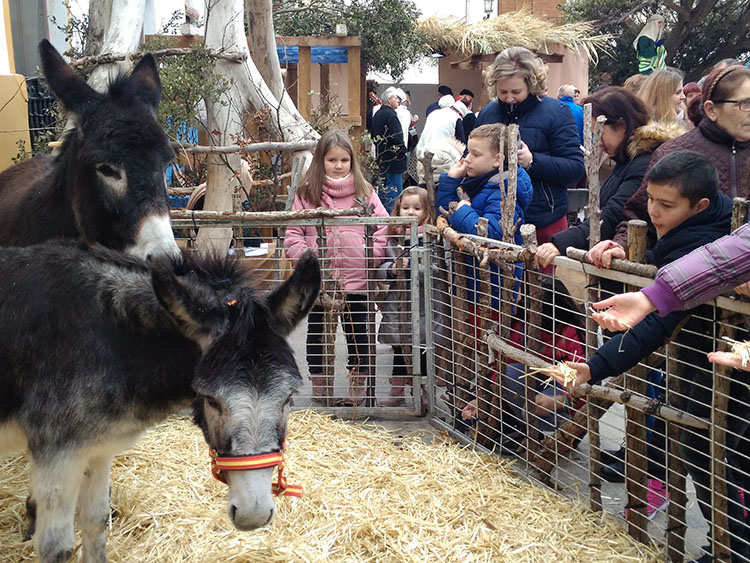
[[547, 362, 591, 389], [707, 351, 750, 371], [591, 291, 656, 332]]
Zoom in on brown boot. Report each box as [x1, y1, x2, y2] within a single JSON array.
[[379, 376, 408, 407]]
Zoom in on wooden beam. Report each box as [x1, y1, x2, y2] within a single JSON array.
[[298, 45, 311, 118], [276, 36, 361, 47]]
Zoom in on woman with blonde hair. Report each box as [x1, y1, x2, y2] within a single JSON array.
[[638, 68, 686, 124], [475, 46, 585, 267]]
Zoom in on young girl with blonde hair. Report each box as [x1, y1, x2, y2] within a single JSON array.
[[284, 129, 389, 405], [376, 186, 436, 407]]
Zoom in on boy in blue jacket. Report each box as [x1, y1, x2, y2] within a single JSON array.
[[551, 151, 748, 561], [436, 123, 532, 244]]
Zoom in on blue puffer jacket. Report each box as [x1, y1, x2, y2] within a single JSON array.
[[436, 169, 532, 244], [476, 95, 585, 228], [436, 167, 532, 306]]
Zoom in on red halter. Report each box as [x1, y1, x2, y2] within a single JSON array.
[[209, 443, 302, 497]]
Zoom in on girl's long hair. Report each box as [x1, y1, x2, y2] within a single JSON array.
[[297, 129, 373, 205], [638, 68, 684, 123]]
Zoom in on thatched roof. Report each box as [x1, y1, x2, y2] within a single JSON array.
[[418, 10, 610, 62]]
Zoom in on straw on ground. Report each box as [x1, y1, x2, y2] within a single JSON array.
[[0, 410, 661, 562]]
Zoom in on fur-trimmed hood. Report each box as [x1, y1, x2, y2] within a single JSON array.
[[627, 120, 686, 159]]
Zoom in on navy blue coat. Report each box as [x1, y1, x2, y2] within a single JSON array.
[[586, 193, 733, 385], [476, 95, 585, 228]]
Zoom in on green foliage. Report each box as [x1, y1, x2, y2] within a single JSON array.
[[563, 0, 750, 83], [140, 36, 230, 140], [11, 140, 32, 164], [274, 0, 428, 79]]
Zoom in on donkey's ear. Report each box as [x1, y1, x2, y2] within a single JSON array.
[[266, 250, 321, 337], [128, 53, 162, 111], [39, 39, 98, 113], [151, 265, 227, 340]]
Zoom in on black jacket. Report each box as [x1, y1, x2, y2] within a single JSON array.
[[586, 193, 733, 384], [550, 121, 684, 256], [371, 105, 407, 174]]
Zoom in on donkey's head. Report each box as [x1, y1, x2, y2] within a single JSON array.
[[152, 250, 320, 530], [39, 39, 179, 261]]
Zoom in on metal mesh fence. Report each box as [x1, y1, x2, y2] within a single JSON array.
[[173, 209, 750, 561], [424, 222, 750, 563]]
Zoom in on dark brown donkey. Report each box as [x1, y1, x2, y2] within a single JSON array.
[[0, 40, 179, 260]]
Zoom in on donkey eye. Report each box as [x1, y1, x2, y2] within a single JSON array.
[[203, 396, 222, 412], [96, 164, 121, 180]]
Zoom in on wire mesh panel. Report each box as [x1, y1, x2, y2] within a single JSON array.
[[423, 223, 750, 562], [171, 211, 424, 417]]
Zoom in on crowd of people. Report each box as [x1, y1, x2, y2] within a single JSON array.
[[287, 46, 750, 562]]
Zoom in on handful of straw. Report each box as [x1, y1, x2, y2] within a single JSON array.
[[522, 361, 578, 388], [722, 336, 750, 367]]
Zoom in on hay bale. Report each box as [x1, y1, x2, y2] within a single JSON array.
[[0, 411, 660, 562]]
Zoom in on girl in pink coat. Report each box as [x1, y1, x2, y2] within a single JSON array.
[[284, 130, 389, 405]]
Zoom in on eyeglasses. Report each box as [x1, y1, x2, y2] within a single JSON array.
[[714, 98, 750, 111]]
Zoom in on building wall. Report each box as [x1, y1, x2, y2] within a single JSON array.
[[496, 0, 563, 23], [0, 73, 30, 172]]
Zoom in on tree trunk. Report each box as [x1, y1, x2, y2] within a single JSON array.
[[87, 0, 146, 92], [245, 0, 284, 101], [85, 0, 113, 56], [200, 0, 318, 250]]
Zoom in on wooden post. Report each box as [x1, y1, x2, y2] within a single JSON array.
[[666, 343, 689, 562], [521, 224, 544, 460], [496, 124, 518, 447], [475, 218, 497, 447], [298, 46, 311, 118], [347, 45, 362, 140], [582, 104, 606, 511], [624, 219, 649, 543], [317, 223, 337, 406], [421, 150, 436, 212]]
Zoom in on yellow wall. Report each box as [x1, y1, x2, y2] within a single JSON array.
[[0, 74, 30, 173]]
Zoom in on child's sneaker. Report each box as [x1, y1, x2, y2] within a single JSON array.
[[623, 479, 668, 520]]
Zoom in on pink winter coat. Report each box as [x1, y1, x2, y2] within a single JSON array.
[[283, 175, 389, 293]]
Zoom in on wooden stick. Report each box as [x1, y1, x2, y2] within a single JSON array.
[[70, 47, 248, 67], [171, 207, 364, 224], [169, 140, 317, 154], [565, 247, 657, 278], [421, 150, 437, 213]]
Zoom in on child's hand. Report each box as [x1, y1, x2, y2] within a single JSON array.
[[448, 158, 467, 178], [548, 362, 591, 388], [534, 242, 561, 268], [707, 351, 750, 371], [592, 292, 655, 332], [462, 398, 478, 420], [735, 281, 750, 297], [587, 239, 626, 268]]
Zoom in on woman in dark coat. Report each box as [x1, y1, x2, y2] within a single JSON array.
[[535, 87, 684, 267], [475, 46, 585, 266]]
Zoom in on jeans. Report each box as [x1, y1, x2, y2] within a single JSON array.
[[378, 173, 403, 214]]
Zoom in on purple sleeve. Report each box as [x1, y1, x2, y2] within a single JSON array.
[[646, 222, 750, 313]]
